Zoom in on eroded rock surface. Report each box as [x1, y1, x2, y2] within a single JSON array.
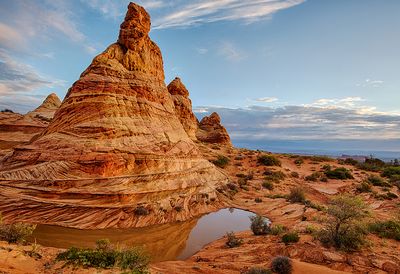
[[167, 77, 198, 140], [0, 3, 228, 229], [197, 112, 231, 145]]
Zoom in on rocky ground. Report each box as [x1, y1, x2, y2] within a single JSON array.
[[1, 143, 399, 274]]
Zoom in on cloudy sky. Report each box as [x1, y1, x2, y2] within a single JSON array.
[[0, 0, 399, 152]]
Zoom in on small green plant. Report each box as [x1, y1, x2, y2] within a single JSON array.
[[250, 215, 270, 235], [0, 221, 36, 244], [264, 170, 286, 183], [305, 172, 322, 182], [134, 206, 150, 216], [281, 232, 300, 244], [317, 195, 369, 251], [356, 181, 372, 193], [213, 155, 230, 168], [262, 181, 274, 190], [258, 155, 281, 167], [304, 225, 317, 234], [225, 232, 243, 248], [367, 175, 390, 187], [270, 224, 287, 235], [270, 256, 292, 274], [288, 186, 306, 204], [294, 159, 304, 166], [290, 172, 299, 178], [255, 198, 263, 203], [324, 167, 354, 180], [56, 239, 149, 272], [369, 219, 400, 241]]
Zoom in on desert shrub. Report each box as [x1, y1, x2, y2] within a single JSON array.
[[225, 232, 243, 248], [0, 221, 36, 244], [366, 175, 390, 187], [356, 181, 372, 193], [255, 198, 263, 203], [288, 187, 306, 204], [174, 206, 183, 212], [342, 158, 359, 166], [213, 155, 230, 168], [245, 267, 272, 274], [317, 195, 369, 251], [382, 166, 400, 178], [0, 109, 14, 113], [134, 206, 149, 216], [357, 157, 386, 172], [227, 182, 238, 191], [264, 170, 285, 183], [294, 158, 303, 166], [56, 239, 149, 272], [324, 167, 353, 180], [258, 155, 281, 167], [305, 172, 322, 182], [262, 181, 274, 190], [270, 256, 292, 274], [369, 220, 400, 241], [281, 232, 299, 244], [304, 225, 317, 234], [304, 200, 325, 211], [250, 215, 270, 235], [270, 224, 287, 235], [266, 194, 288, 199], [290, 172, 299, 178]]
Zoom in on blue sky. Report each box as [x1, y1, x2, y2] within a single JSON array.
[[0, 0, 399, 146]]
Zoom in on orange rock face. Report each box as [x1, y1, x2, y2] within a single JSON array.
[[0, 93, 61, 152], [167, 77, 198, 140], [0, 3, 228, 229], [197, 112, 232, 145]]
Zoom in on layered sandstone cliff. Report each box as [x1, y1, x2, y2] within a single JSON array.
[[0, 3, 228, 229], [197, 112, 231, 145], [0, 93, 61, 151], [167, 77, 198, 140]]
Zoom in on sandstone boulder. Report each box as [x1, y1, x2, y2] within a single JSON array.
[[0, 3, 228, 229], [196, 112, 231, 145]]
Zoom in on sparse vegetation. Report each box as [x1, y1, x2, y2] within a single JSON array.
[[369, 219, 400, 241], [255, 198, 263, 203], [270, 256, 292, 274], [366, 175, 390, 187], [281, 232, 299, 244], [245, 267, 272, 274], [290, 171, 299, 178], [213, 155, 230, 168], [134, 206, 150, 216], [263, 170, 285, 183], [250, 215, 270, 235], [324, 167, 354, 180], [56, 239, 149, 273], [262, 181, 274, 190], [257, 155, 281, 167], [294, 158, 303, 166], [305, 172, 323, 182], [356, 181, 372, 193], [317, 195, 369, 251], [0, 109, 14, 113], [270, 224, 287, 235], [225, 232, 243, 248], [0, 216, 36, 244], [288, 186, 306, 204]]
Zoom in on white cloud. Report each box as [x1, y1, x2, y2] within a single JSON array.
[[256, 97, 278, 103], [357, 78, 385, 88], [153, 0, 305, 29], [196, 48, 209, 54], [218, 41, 246, 61]]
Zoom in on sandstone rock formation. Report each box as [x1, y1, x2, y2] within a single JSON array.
[[197, 112, 231, 145], [0, 3, 228, 229], [0, 93, 61, 152], [167, 77, 198, 140]]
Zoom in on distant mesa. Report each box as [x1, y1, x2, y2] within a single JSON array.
[[197, 112, 232, 145], [0, 2, 229, 229]]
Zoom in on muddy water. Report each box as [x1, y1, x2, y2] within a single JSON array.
[[31, 208, 256, 262]]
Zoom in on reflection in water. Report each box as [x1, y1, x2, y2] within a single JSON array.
[[31, 208, 256, 262]]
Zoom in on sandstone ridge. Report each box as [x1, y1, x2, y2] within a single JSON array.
[[197, 112, 232, 145]]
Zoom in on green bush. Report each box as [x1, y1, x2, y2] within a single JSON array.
[[356, 181, 372, 193], [342, 158, 359, 166], [213, 155, 230, 168], [317, 195, 369, 251], [305, 172, 322, 182], [262, 181, 274, 190], [382, 166, 400, 178], [250, 215, 270, 235], [281, 232, 299, 244], [56, 239, 149, 273], [225, 232, 243, 248], [324, 167, 354, 180], [288, 187, 306, 204], [270, 224, 287, 235], [357, 157, 386, 172], [258, 155, 281, 167], [369, 220, 400, 241], [270, 256, 292, 274], [294, 159, 304, 166], [264, 170, 285, 183], [366, 175, 390, 187], [0, 222, 36, 244]]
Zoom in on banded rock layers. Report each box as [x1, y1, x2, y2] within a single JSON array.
[[0, 3, 228, 229], [197, 112, 232, 145]]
